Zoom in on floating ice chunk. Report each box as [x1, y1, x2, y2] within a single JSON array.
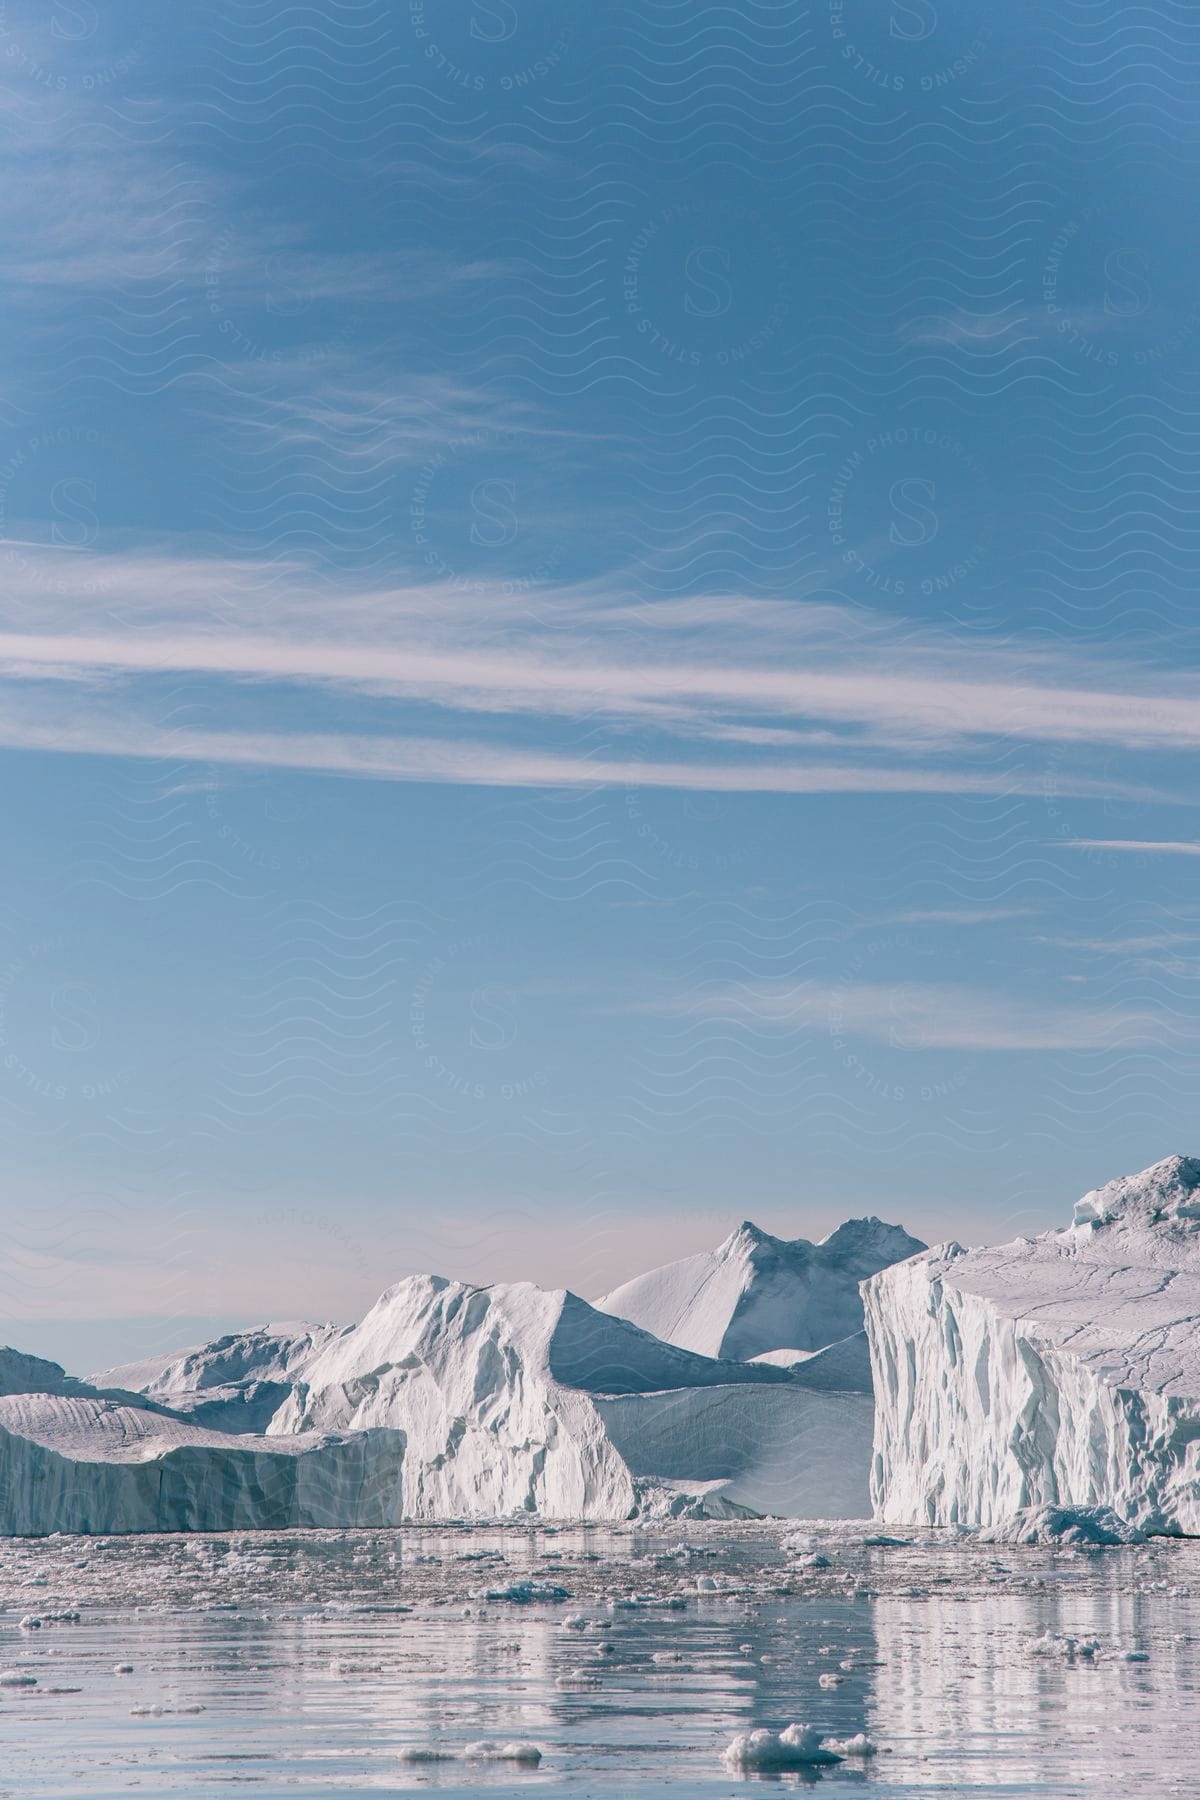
[[722, 1724, 843, 1770], [1029, 1632, 1102, 1660], [0, 1670, 37, 1687], [983, 1506, 1146, 1547], [397, 1746, 458, 1762], [793, 1553, 832, 1569], [114, 1663, 134, 1674], [464, 1741, 542, 1763], [18, 1616, 40, 1629], [610, 1593, 686, 1610], [823, 1733, 876, 1757], [481, 1580, 569, 1604], [818, 1672, 844, 1688]]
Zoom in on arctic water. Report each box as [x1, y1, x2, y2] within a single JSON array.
[[0, 1521, 1193, 1799]]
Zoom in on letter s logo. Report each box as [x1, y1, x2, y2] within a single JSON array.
[[51, 982, 100, 1054], [469, 986, 517, 1051], [469, 478, 518, 547], [471, 0, 518, 42], [888, 987, 931, 1052], [888, 477, 939, 548], [1104, 249, 1151, 320], [684, 245, 733, 318], [890, 0, 937, 41], [52, 1, 98, 41], [50, 477, 98, 549]]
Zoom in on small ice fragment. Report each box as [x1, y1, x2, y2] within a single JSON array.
[[824, 1733, 876, 1757], [818, 1672, 844, 1688], [722, 1724, 843, 1770], [480, 1580, 569, 1604], [464, 1741, 542, 1763], [0, 1671, 37, 1687]]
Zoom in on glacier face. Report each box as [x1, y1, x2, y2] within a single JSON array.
[[864, 1156, 1200, 1534], [596, 1217, 926, 1361]]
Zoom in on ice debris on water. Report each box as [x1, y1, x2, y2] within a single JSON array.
[[982, 1506, 1146, 1547], [464, 1741, 542, 1763], [823, 1733, 877, 1757], [721, 1724, 844, 1770], [1029, 1632, 1102, 1660], [480, 1580, 569, 1604]]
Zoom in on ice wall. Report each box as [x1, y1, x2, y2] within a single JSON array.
[[864, 1180, 1200, 1537]]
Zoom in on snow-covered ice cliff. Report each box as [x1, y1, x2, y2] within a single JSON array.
[[268, 1275, 872, 1520], [0, 1391, 404, 1534], [596, 1217, 925, 1361], [864, 1156, 1200, 1534]]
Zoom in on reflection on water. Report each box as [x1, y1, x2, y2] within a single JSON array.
[[0, 1525, 1195, 1797]]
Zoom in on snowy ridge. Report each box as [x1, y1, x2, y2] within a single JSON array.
[[92, 1323, 351, 1434], [596, 1216, 926, 1360], [0, 1347, 82, 1398], [865, 1157, 1200, 1534]]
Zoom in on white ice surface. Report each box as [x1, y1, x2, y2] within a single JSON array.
[[91, 1323, 350, 1433], [0, 1392, 404, 1533], [268, 1274, 869, 1521], [597, 1217, 925, 1361], [865, 1156, 1200, 1534]]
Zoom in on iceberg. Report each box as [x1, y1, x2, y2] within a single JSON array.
[[0, 1270, 876, 1531], [92, 1322, 350, 1434], [864, 1156, 1200, 1534], [0, 1388, 404, 1534], [268, 1275, 874, 1520], [596, 1217, 925, 1361]]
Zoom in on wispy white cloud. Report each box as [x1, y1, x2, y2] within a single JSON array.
[[0, 697, 1129, 797], [1063, 839, 1200, 856], [888, 906, 1041, 926], [635, 979, 1173, 1052], [0, 540, 1195, 795]]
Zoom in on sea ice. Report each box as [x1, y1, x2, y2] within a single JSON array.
[[721, 1723, 844, 1769], [981, 1505, 1146, 1547]]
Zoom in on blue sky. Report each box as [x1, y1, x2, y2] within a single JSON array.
[[2, 0, 1199, 1371]]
